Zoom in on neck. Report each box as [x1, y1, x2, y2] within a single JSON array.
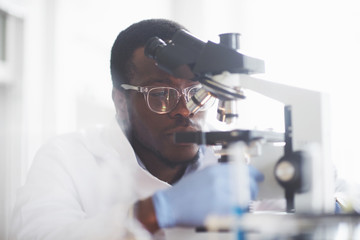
[[130, 137, 188, 185]]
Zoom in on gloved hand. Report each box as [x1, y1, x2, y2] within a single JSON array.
[[249, 165, 264, 200], [152, 163, 264, 228]]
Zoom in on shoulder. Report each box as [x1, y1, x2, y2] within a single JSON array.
[[34, 127, 104, 163], [31, 123, 136, 174], [26, 124, 137, 193]]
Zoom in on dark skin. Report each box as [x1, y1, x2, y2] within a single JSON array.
[[112, 47, 207, 233]]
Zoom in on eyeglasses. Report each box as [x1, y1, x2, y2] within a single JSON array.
[[120, 83, 210, 114]]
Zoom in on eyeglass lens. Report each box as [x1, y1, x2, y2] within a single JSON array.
[[147, 86, 200, 113]]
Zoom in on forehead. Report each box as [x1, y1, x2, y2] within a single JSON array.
[[130, 47, 194, 86], [131, 47, 165, 84]]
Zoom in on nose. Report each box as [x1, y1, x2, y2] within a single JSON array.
[[168, 95, 192, 118]]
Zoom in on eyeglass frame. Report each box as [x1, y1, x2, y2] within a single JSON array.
[[120, 83, 203, 114]]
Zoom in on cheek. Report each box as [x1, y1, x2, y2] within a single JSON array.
[[129, 98, 165, 143], [133, 115, 167, 151], [133, 113, 160, 136]]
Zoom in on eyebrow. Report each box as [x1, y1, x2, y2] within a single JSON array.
[[142, 78, 172, 86]]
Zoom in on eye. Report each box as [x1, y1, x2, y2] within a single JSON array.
[[149, 88, 169, 97]]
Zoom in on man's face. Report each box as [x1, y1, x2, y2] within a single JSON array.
[[124, 47, 207, 164]]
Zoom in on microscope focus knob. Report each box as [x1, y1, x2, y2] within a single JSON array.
[[275, 161, 296, 182], [274, 151, 307, 193], [274, 151, 308, 213]]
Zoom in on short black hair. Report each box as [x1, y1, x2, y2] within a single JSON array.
[[110, 19, 186, 89]]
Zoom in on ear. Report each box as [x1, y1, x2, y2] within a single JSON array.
[[112, 87, 130, 134]]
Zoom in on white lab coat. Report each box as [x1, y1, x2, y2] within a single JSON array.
[[10, 120, 219, 240]]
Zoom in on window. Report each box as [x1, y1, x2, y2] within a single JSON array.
[[0, 10, 6, 62], [0, 9, 16, 83]]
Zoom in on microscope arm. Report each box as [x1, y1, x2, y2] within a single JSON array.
[[234, 73, 335, 214]]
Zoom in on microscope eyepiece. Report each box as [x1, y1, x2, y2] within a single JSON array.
[[144, 37, 167, 60], [219, 33, 241, 50]]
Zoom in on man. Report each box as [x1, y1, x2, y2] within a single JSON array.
[[11, 19, 262, 239]]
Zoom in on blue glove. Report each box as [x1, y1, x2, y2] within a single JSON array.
[[249, 165, 265, 200], [152, 163, 264, 228]]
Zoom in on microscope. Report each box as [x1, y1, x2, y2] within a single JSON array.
[[144, 30, 335, 216]]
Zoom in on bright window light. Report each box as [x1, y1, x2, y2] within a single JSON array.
[[0, 10, 6, 61]]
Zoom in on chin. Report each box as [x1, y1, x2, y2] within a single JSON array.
[[169, 145, 199, 161]]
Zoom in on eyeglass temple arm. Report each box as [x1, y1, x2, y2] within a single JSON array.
[[120, 84, 141, 91]]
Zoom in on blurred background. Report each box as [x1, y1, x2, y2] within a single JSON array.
[[0, 0, 359, 238]]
